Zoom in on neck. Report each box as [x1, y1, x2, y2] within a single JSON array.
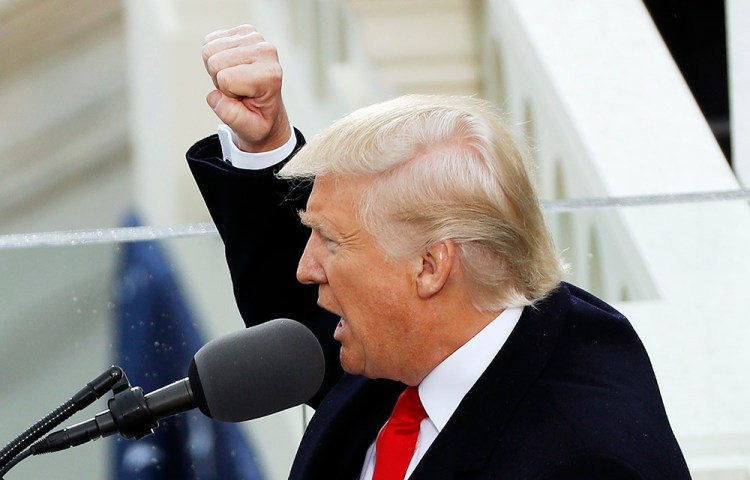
[[400, 302, 502, 386]]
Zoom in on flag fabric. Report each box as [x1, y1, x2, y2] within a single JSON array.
[[111, 213, 264, 480]]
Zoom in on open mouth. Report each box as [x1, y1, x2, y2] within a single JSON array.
[[333, 317, 346, 339]]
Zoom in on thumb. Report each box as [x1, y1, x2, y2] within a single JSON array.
[[206, 89, 248, 128], [205, 89, 278, 151], [206, 89, 223, 110]]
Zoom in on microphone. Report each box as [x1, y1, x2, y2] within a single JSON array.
[[31, 318, 324, 455]]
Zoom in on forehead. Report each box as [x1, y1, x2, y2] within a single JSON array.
[[302, 175, 368, 227], [306, 175, 367, 211]]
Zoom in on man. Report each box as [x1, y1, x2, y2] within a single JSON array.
[[187, 25, 691, 479]]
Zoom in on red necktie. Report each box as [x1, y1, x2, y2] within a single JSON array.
[[373, 386, 427, 480]]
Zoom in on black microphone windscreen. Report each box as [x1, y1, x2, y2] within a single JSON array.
[[188, 319, 325, 422]]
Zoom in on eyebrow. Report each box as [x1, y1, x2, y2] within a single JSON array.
[[298, 210, 324, 232]]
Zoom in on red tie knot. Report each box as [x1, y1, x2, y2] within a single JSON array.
[[373, 386, 427, 480], [390, 386, 427, 427]]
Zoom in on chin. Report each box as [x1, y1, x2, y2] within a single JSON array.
[[339, 351, 365, 377]]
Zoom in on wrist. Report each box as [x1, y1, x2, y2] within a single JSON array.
[[219, 124, 296, 170], [237, 115, 293, 153]]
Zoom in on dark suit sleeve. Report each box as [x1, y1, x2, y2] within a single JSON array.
[[535, 454, 646, 480], [185, 130, 343, 408]]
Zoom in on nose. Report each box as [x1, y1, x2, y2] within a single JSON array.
[[297, 235, 327, 285]]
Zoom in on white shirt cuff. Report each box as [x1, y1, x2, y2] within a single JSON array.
[[217, 124, 296, 170]]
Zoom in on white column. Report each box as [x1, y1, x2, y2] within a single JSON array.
[[727, 0, 750, 186], [344, 0, 479, 95]]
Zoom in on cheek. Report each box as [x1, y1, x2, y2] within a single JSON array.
[[327, 252, 413, 323], [325, 257, 367, 296]]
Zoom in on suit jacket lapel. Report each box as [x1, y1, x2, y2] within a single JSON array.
[[411, 284, 572, 478], [291, 374, 405, 480]]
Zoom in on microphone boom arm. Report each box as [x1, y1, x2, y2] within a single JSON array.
[[31, 378, 195, 455]]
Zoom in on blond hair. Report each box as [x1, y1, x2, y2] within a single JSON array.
[[279, 95, 563, 310]]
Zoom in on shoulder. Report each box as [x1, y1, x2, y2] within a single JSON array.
[[511, 283, 690, 479], [531, 282, 645, 361]]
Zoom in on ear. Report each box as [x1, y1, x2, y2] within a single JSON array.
[[416, 240, 456, 299]]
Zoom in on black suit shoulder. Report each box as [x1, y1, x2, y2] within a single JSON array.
[[483, 284, 690, 479]]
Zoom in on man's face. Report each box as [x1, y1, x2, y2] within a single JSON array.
[[296, 175, 419, 382]]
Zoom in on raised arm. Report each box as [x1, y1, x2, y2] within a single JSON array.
[[186, 25, 343, 406]]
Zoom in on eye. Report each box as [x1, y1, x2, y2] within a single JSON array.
[[312, 229, 338, 253], [323, 236, 339, 253]]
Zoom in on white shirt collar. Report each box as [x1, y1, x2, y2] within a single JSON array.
[[418, 306, 523, 432]]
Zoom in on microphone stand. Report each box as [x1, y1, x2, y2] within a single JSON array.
[[0, 366, 129, 478]]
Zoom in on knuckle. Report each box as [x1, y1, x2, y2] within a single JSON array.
[[202, 38, 225, 62], [247, 30, 265, 42], [203, 29, 223, 44], [266, 63, 283, 85], [235, 24, 256, 34], [256, 41, 277, 57], [201, 45, 214, 64], [215, 69, 231, 90], [205, 54, 219, 74], [237, 30, 265, 48]]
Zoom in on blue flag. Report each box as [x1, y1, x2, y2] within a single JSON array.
[[111, 213, 264, 480]]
